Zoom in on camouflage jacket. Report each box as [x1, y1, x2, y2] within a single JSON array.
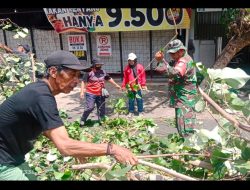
[[166, 53, 198, 108]]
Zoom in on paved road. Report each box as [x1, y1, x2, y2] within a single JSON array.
[[55, 78, 218, 137]]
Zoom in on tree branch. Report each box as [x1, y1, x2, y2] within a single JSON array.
[[71, 163, 111, 170], [137, 153, 205, 159], [198, 86, 250, 132], [138, 159, 197, 181]]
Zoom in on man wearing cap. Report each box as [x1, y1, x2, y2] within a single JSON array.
[[0, 43, 30, 54], [122, 53, 147, 118], [154, 39, 198, 137], [0, 50, 137, 180], [80, 58, 121, 125], [16, 44, 31, 54]]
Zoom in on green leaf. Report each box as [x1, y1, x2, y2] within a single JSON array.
[[24, 61, 31, 67], [35, 166, 43, 173], [217, 120, 235, 138], [153, 157, 168, 166], [54, 171, 64, 180], [233, 138, 247, 150], [127, 91, 135, 99], [125, 84, 130, 89], [80, 172, 91, 180], [106, 165, 132, 178], [93, 122, 100, 127], [139, 144, 151, 151], [34, 141, 42, 150], [133, 84, 139, 91], [129, 140, 136, 147], [241, 147, 250, 161], [22, 28, 29, 34], [134, 164, 148, 171], [92, 135, 101, 143], [242, 100, 250, 117], [186, 168, 206, 178], [2, 24, 11, 30], [211, 148, 230, 167], [11, 67, 18, 74], [169, 159, 186, 173], [230, 97, 245, 110], [6, 56, 21, 63], [208, 67, 250, 89], [211, 83, 230, 100], [61, 170, 72, 180], [17, 31, 27, 38], [115, 98, 126, 108], [13, 33, 20, 39], [135, 94, 142, 99], [234, 160, 250, 175], [135, 137, 145, 144], [17, 83, 25, 88], [79, 134, 88, 142], [212, 165, 227, 179], [167, 142, 181, 152], [210, 148, 230, 179], [194, 99, 206, 113], [52, 163, 59, 171]]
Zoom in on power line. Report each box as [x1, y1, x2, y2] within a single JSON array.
[[0, 10, 44, 15]]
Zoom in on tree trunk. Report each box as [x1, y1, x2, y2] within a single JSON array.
[[212, 31, 250, 69]]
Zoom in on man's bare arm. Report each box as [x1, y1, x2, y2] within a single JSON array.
[[43, 126, 138, 165]]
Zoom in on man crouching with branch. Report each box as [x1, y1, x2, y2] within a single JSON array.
[[0, 50, 137, 180]]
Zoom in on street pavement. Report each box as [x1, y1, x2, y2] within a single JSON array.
[[55, 77, 218, 137]]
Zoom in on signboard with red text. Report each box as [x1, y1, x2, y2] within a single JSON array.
[[96, 35, 112, 57], [68, 34, 87, 61]]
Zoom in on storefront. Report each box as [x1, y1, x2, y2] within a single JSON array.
[[0, 8, 191, 77]]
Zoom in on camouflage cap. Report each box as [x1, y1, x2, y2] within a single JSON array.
[[167, 39, 186, 54]]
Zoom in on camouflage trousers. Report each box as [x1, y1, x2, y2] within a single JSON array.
[[175, 106, 196, 137]]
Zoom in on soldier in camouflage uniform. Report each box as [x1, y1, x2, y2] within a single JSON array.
[[155, 39, 198, 137]]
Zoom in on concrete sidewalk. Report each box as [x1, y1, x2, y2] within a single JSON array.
[[55, 79, 218, 137]]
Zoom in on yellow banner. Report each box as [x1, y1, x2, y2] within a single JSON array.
[[43, 8, 191, 33]]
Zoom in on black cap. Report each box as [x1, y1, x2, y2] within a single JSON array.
[[18, 43, 30, 53], [92, 57, 104, 66], [44, 50, 88, 71]]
